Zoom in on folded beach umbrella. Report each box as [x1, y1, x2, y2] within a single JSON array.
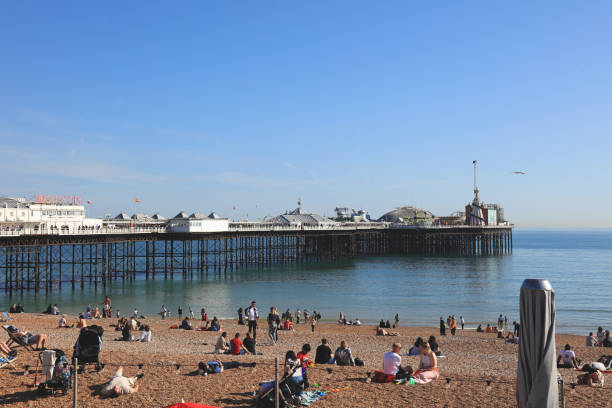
[[164, 404, 221, 408], [517, 279, 558, 408]]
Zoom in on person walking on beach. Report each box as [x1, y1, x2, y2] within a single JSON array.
[[246, 301, 259, 340], [310, 313, 317, 333], [439, 317, 446, 336], [189, 305, 194, 319], [237, 307, 244, 325], [296, 309, 301, 324], [394, 313, 400, 328], [178, 306, 183, 319], [268, 307, 280, 345], [450, 316, 457, 336], [160, 305, 167, 320], [498, 314, 504, 330], [460, 316, 465, 330]]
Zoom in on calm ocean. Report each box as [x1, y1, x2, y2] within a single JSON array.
[[4, 229, 611, 334]]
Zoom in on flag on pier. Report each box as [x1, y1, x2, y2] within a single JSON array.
[[134, 198, 140, 203], [87, 200, 92, 205]]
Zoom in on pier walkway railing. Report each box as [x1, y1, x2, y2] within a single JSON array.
[[0, 222, 512, 237]]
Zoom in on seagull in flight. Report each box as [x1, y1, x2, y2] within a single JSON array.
[[511, 171, 526, 175]]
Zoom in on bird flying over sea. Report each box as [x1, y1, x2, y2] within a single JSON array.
[[511, 171, 526, 175]]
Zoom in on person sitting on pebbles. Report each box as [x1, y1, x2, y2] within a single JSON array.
[[557, 344, 579, 369], [100, 366, 142, 397]]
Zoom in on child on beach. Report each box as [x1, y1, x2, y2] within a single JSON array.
[[297, 344, 312, 387]]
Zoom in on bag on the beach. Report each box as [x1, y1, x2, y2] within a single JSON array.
[[354, 358, 364, 366], [373, 371, 395, 383]]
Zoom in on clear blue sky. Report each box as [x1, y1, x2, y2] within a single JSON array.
[[1, 1, 611, 227]]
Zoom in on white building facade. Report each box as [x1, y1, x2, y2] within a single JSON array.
[[0, 196, 102, 234]]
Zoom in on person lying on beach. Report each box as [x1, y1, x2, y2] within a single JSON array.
[[138, 325, 152, 342], [557, 344, 579, 369], [597, 356, 612, 370], [190, 360, 256, 375], [181, 317, 193, 330], [100, 366, 142, 397], [6, 325, 47, 350], [577, 364, 605, 387], [315, 338, 334, 364], [376, 327, 399, 336], [586, 332, 600, 347], [214, 332, 230, 354], [230, 333, 250, 355], [505, 333, 519, 344], [334, 341, 355, 366]]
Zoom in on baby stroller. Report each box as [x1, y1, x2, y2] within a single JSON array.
[[37, 349, 72, 395], [73, 325, 103, 371], [256, 364, 303, 408]]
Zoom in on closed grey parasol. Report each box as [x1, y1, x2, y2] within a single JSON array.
[[517, 279, 558, 407]]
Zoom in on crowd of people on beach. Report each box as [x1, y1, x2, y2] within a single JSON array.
[[4, 299, 611, 403]]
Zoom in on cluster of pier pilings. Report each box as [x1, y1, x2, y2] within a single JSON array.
[[0, 227, 511, 293]]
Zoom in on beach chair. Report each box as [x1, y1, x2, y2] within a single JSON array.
[[2, 325, 35, 351], [0, 353, 17, 369], [0, 312, 14, 322]]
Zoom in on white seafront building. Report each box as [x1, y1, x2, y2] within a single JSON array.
[[0, 196, 102, 234]]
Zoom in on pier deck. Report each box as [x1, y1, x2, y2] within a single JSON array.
[[0, 225, 512, 293]]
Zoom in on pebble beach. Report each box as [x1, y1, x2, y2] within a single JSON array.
[[1, 314, 610, 407]]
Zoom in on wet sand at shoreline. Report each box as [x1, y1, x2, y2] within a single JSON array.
[[1, 314, 610, 407]]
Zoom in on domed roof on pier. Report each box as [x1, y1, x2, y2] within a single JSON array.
[[377, 206, 435, 223], [114, 213, 131, 220], [189, 212, 206, 219], [173, 211, 189, 219], [208, 212, 221, 219], [151, 213, 166, 220]]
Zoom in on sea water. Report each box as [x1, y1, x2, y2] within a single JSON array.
[[3, 229, 611, 334]]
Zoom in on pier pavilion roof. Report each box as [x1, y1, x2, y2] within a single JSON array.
[[113, 213, 131, 220], [151, 213, 166, 220], [173, 211, 189, 219], [0, 197, 26, 208], [189, 212, 206, 219], [208, 212, 221, 219], [131, 213, 152, 221], [270, 205, 337, 226], [377, 206, 435, 223]]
